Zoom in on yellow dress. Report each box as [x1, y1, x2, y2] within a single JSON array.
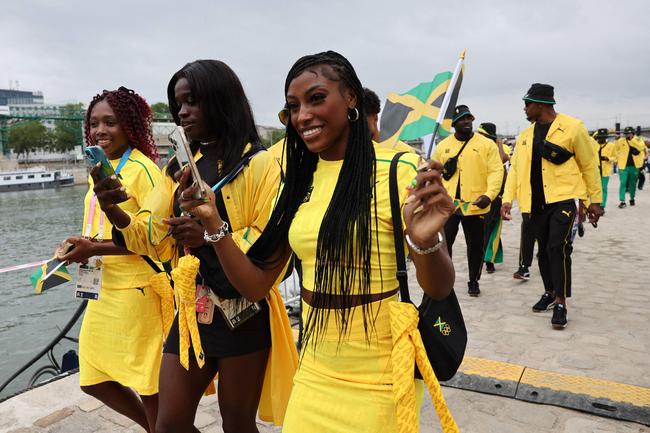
[[78, 148, 163, 396], [283, 148, 457, 432]]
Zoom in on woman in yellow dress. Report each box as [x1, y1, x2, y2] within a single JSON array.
[[92, 60, 296, 433], [60, 87, 163, 432], [179, 51, 459, 432]]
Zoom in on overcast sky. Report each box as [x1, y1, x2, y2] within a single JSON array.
[[2, 0, 649, 135]]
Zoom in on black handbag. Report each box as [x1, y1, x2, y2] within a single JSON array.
[[541, 140, 574, 164], [388, 152, 467, 381], [441, 139, 470, 181]]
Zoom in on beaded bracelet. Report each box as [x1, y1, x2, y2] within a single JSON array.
[[405, 232, 443, 255]]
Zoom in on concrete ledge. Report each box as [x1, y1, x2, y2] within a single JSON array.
[[441, 356, 650, 426]]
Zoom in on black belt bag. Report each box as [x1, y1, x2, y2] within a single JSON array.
[[389, 152, 467, 381], [541, 140, 574, 164], [441, 139, 470, 181]]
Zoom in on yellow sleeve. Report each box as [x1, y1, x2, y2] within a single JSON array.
[[573, 122, 602, 204], [485, 141, 504, 201], [604, 142, 617, 162], [503, 137, 521, 204], [118, 170, 177, 262]]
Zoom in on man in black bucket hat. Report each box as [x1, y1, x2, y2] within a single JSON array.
[[432, 105, 504, 297], [501, 83, 603, 329]]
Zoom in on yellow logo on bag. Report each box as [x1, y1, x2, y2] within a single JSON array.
[[434, 317, 451, 335]]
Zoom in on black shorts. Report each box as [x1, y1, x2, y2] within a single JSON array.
[[164, 298, 271, 359]]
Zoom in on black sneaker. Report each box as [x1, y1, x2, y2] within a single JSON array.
[[551, 304, 568, 329], [513, 266, 530, 280], [468, 281, 480, 297], [532, 292, 555, 312], [630, 199, 635, 206], [485, 262, 495, 273], [618, 201, 627, 208]]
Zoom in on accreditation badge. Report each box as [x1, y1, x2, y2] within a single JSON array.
[[75, 256, 104, 300]]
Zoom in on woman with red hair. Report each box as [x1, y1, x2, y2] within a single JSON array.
[[59, 87, 163, 432]]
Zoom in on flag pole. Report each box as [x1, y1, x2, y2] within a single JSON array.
[[426, 49, 466, 159]]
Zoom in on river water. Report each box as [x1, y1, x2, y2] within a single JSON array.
[[0, 185, 87, 400]]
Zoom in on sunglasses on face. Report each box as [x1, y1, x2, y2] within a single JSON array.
[[278, 108, 290, 126]]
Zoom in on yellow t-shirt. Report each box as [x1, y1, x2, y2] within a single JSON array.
[[81, 148, 162, 289], [288, 147, 420, 294]]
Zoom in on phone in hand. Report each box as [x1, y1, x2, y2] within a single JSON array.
[[85, 146, 117, 180], [168, 126, 206, 199]]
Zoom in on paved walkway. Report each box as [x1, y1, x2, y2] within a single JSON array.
[[1, 175, 649, 432]]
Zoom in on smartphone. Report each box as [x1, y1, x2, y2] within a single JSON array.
[[85, 146, 116, 180], [168, 126, 206, 199]]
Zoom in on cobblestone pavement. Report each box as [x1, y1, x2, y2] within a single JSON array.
[[1, 175, 648, 432]]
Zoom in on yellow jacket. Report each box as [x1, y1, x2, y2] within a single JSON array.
[[118, 146, 298, 425], [591, 138, 616, 177], [433, 133, 504, 215], [614, 136, 646, 169], [503, 113, 602, 212]]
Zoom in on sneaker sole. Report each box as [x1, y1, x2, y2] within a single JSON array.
[[552, 322, 567, 329], [514, 274, 530, 281], [468, 293, 480, 297], [532, 303, 555, 313]]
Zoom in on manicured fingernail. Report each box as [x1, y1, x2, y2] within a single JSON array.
[[405, 195, 416, 204], [417, 162, 429, 171], [119, 187, 126, 191], [111, 175, 117, 180], [413, 204, 424, 214], [410, 178, 418, 187], [202, 198, 210, 203]]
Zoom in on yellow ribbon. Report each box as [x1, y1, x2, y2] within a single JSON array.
[[389, 301, 459, 433], [170, 255, 205, 370], [149, 272, 175, 339]]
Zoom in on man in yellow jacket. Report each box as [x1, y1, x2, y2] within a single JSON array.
[[433, 105, 503, 297], [592, 128, 616, 210], [615, 126, 646, 207], [502, 83, 603, 329]]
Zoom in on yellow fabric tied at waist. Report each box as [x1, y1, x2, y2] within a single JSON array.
[[389, 301, 459, 433], [257, 285, 299, 425], [148, 271, 175, 339], [171, 255, 205, 370]]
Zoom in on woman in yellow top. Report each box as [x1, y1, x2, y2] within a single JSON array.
[[179, 51, 459, 432], [92, 60, 296, 433], [59, 87, 163, 432]]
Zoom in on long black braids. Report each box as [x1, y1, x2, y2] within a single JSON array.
[[247, 51, 383, 349]]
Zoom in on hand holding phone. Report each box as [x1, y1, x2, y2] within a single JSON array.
[[168, 127, 206, 199], [85, 146, 117, 180]]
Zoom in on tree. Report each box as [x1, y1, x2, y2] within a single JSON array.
[[151, 102, 171, 120], [8, 121, 51, 162], [260, 128, 285, 148], [52, 103, 84, 151]]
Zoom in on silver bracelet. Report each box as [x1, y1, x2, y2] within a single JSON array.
[[204, 221, 229, 244], [406, 232, 443, 255]]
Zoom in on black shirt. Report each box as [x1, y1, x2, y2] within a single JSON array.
[[625, 140, 635, 168], [531, 122, 551, 212]]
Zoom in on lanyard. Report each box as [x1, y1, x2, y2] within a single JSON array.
[[84, 147, 132, 240]]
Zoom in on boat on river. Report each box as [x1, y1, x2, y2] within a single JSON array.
[[0, 167, 74, 192]]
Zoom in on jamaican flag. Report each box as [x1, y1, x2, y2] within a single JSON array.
[[379, 69, 463, 148], [30, 258, 71, 294]]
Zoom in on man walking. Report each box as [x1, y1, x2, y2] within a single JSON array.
[[433, 105, 503, 297], [592, 128, 616, 210], [502, 84, 603, 329], [615, 126, 646, 208]]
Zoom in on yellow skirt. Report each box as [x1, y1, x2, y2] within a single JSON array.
[[283, 296, 424, 433], [79, 285, 163, 396]]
